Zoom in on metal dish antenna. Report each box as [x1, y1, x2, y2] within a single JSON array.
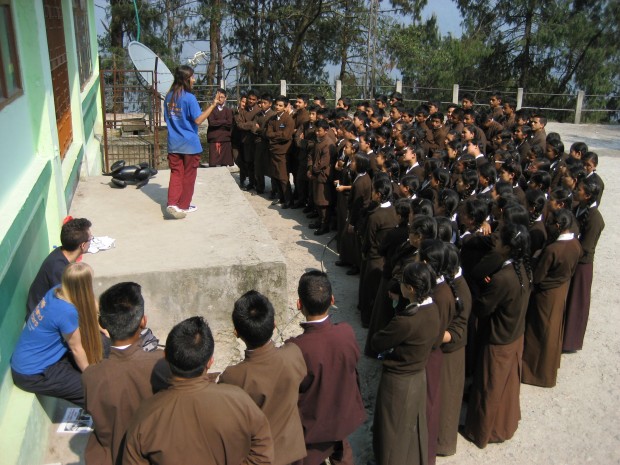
[[127, 41, 174, 99]]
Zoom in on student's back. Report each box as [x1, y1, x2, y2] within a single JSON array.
[[219, 341, 306, 465], [287, 317, 366, 444]]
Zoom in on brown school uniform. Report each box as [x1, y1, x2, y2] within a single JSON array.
[[563, 206, 605, 351], [530, 128, 547, 152], [359, 204, 399, 327], [266, 111, 295, 182], [253, 107, 274, 192], [309, 135, 335, 207], [122, 374, 273, 465], [219, 341, 307, 465], [464, 261, 531, 449], [288, 317, 366, 465], [523, 236, 581, 387], [372, 300, 440, 465], [83, 344, 171, 465], [426, 281, 456, 465], [206, 105, 234, 166], [340, 173, 372, 267], [432, 125, 449, 150], [437, 274, 472, 456]]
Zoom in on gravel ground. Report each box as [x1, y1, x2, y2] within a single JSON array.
[[238, 122, 620, 465]]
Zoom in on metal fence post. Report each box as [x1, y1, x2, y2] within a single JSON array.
[[575, 90, 585, 124], [280, 80, 287, 96], [452, 84, 459, 104], [335, 80, 342, 107], [516, 88, 524, 110], [396, 80, 402, 93]]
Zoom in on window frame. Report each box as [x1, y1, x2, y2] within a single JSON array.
[[0, 0, 23, 110]]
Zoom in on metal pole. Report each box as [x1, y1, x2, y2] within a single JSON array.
[[280, 80, 287, 96], [452, 84, 459, 104], [575, 90, 585, 124], [516, 87, 524, 110], [335, 80, 342, 108]]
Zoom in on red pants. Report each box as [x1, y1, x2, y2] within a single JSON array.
[[167, 153, 200, 209]]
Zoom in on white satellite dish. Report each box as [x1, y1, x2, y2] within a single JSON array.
[[127, 41, 174, 99]]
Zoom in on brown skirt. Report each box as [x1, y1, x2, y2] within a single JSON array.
[[522, 281, 570, 387], [208, 141, 233, 166], [426, 348, 443, 465], [464, 335, 523, 449], [374, 369, 428, 465], [563, 262, 593, 351], [365, 277, 394, 357], [437, 347, 465, 456], [359, 256, 384, 327]]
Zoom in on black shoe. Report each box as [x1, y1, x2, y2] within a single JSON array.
[[346, 266, 360, 275], [335, 260, 349, 267], [281, 201, 294, 209], [302, 205, 313, 213], [309, 221, 322, 229], [314, 224, 330, 236], [269, 191, 277, 200], [291, 201, 305, 209], [255, 189, 265, 195], [242, 184, 255, 192], [306, 211, 319, 219]]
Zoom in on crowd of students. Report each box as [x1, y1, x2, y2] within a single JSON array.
[[228, 89, 605, 463], [9, 88, 606, 464]]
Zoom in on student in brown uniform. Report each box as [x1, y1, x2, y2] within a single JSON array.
[[288, 271, 366, 465], [307, 119, 335, 234], [429, 112, 448, 150], [251, 93, 274, 194], [83, 282, 170, 465], [437, 244, 472, 457], [292, 95, 311, 208], [359, 176, 399, 327], [488, 91, 503, 122], [522, 209, 581, 387], [372, 262, 440, 465], [529, 114, 547, 153], [206, 88, 234, 167], [464, 223, 532, 449], [123, 317, 274, 465], [219, 291, 307, 465], [266, 95, 296, 207], [563, 178, 605, 352], [418, 240, 456, 465], [234, 90, 261, 190], [338, 152, 372, 275]]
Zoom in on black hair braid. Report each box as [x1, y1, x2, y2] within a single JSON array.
[[578, 206, 590, 236], [528, 210, 538, 228], [523, 253, 533, 283], [513, 259, 524, 289], [444, 274, 464, 314]]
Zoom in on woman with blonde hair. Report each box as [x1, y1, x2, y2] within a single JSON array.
[[11, 262, 103, 406]]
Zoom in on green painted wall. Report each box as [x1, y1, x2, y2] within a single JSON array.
[[0, 0, 103, 463]]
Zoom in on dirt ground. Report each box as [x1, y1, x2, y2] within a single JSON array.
[[237, 122, 620, 465]]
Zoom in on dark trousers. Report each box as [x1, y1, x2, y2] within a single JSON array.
[[243, 139, 256, 187], [12, 355, 84, 407]]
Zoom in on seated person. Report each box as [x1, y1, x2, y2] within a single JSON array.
[[82, 282, 171, 465], [219, 290, 307, 465], [11, 262, 103, 407], [26, 218, 92, 317]]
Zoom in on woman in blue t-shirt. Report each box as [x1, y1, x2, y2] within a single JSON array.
[[11, 262, 103, 406], [164, 65, 222, 219]]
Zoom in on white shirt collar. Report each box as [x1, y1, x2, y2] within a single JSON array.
[[380, 201, 392, 208], [304, 315, 330, 324], [557, 232, 575, 241]]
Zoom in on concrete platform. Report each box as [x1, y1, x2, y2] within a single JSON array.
[[70, 167, 287, 371]]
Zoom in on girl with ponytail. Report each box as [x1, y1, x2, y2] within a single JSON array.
[[372, 262, 440, 465], [563, 178, 605, 351], [464, 223, 532, 449], [523, 209, 581, 387]]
